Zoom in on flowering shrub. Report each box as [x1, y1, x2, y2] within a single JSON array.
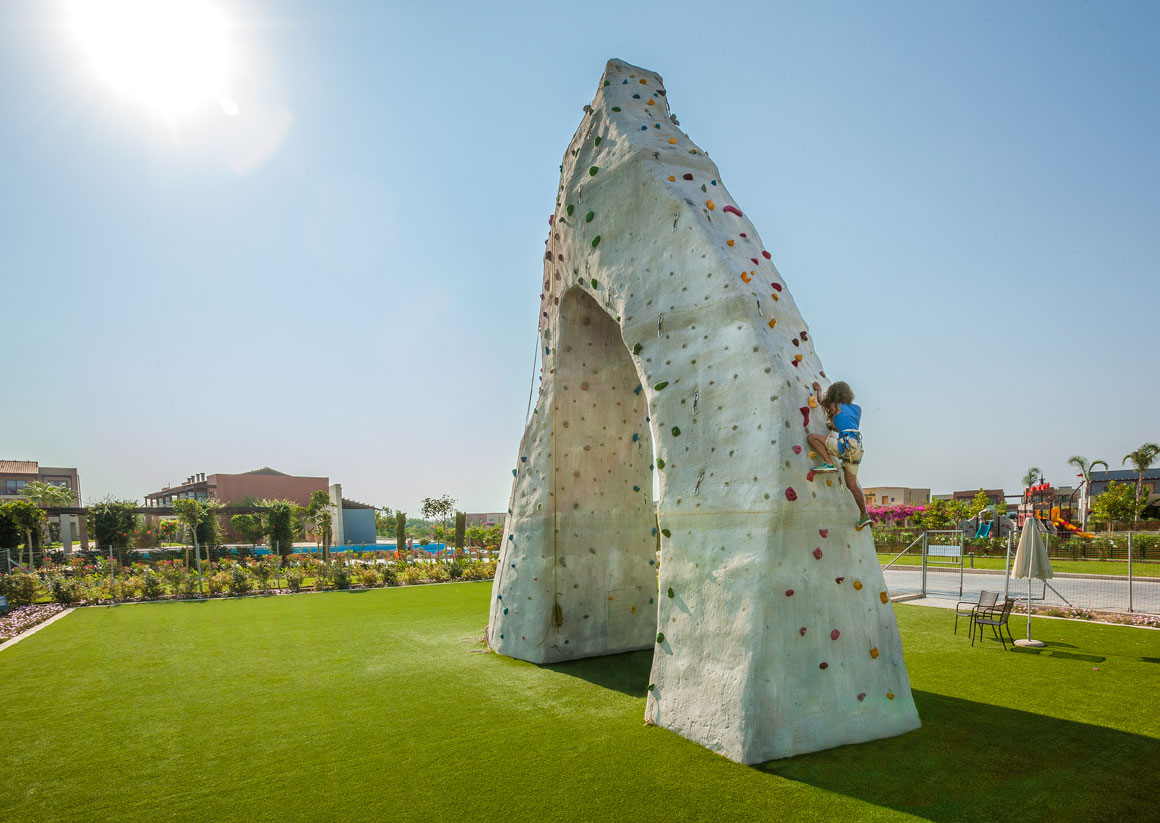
[[48, 575, 84, 605], [2, 573, 44, 607], [284, 568, 305, 592], [0, 603, 64, 642], [227, 566, 253, 596]]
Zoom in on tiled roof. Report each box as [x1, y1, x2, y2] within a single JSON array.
[[241, 467, 289, 476], [0, 460, 38, 474], [341, 498, 376, 510]]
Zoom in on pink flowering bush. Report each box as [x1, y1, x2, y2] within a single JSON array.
[[0, 603, 64, 643]]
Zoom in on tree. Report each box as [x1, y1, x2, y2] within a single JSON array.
[[375, 507, 396, 537], [0, 503, 23, 550], [88, 499, 138, 552], [421, 495, 456, 550], [967, 489, 990, 519], [1122, 443, 1160, 528], [173, 498, 208, 593], [20, 480, 77, 507], [306, 491, 334, 559], [395, 511, 407, 556], [1021, 468, 1042, 490], [5, 500, 45, 568], [230, 513, 266, 545], [912, 498, 954, 530], [1091, 481, 1140, 531], [454, 511, 466, 552], [263, 499, 297, 557], [1067, 455, 1109, 533], [158, 519, 179, 545]]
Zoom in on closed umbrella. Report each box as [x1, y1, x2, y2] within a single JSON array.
[[1010, 517, 1053, 647]]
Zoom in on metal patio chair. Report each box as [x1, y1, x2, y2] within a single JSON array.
[[971, 598, 1016, 650], [954, 589, 998, 635]]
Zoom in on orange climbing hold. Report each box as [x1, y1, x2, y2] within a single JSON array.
[[808, 396, 818, 409], [639, 78, 648, 84], [647, 98, 656, 105], [668, 175, 676, 181], [870, 647, 879, 659], [880, 591, 889, 604], [767, 318, 776, 328], [853, 580, 863, 590], [887, 691, 895, 700], [741, 271, 752, 283], [726, 239, 734, 246], [668, 137, 677, 144], [706, 200, 716, 210]]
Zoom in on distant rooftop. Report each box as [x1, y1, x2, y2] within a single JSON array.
[[0, 460, 39, 474], [240, 467, 290, 476]]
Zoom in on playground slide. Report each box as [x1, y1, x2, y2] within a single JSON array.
[[1043, 507, 1095, 539]]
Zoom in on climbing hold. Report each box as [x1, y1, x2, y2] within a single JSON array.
[[723, 205, 743, 216], [853, 580, 863, 590], [497, 594, 503, 600], [826, 479, 833, 487], [668, 137, 677, 144], [661, 528, 671, 538], [870, 647, 879, 659], [671, 426, 680, 437], [633, 485, 640, 492], [639, 78, 648, 85], [710, 179, 717, 185], [726, 238, 734, 246], [652, 527, 658, 535], [887, 692, 895, 700], [831, 629, 840, 640], [880, 591, 889, 604], [503, 607, 508, 615], [800, 627, 807, 636], [751, 258, 760, 266], [566, 204, 574, 216], [589, 166, 599, 176], [785, 487, 797, 501], [800, 406, 810, 427], [819, 529, 829, 538], [771, 282, 783, 292], [800, 331, 808, 341], [706, 199, 715, 210], [656, 459, 665, 469], [512, 469, 517, 476], [591, 278, 599, 289], [741, 272, 752, 284], [585, 210, 595, 223], [641, 125, 648, 131], [794, 354, 803, 363], [647, 99, 656, 105], [762, 250, 771, 260], [813, 547, 823, 559], [604, 80, 610, 87], [682, 173, 693, 181], [667, 587, 674, 598], [633, 342, 643, 355], [632, 93, 641, 99], [656, 632, 665, 643], [648, 683, 655, 692], [857, 693, 866, 702], [806, 470, 816, 482], [591, 235, 601, 248], [808, 396, 818, 409], [767, 318, 776, 329], [819, 662, 829, 670], [594, 136, 602, 146], [835, 577, 845, 584], [654, 381, 669, 390], [793, 445, 802, 454], [634, 385, 642, 395], [667, 175, 676, 182], [611, 106, 622, 112], [785, 589, 794, 597], [632, 433, 640, 441]]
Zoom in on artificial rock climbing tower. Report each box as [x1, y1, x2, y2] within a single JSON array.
[[488, 58, 920, 764]]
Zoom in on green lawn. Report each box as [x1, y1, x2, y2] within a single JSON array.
[[876, 553, 1158, 577], [2, 583, 1158, 822]]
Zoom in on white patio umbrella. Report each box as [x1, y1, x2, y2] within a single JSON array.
[[1010, 516, 1053, 647]]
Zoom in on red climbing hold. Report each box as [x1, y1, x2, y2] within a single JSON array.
[[548, 215, 555, 225], [791, 359, 799, 368], [800, 627, 807, 636], [819, 662, 829, 670], [793, 445, 802, 454], [771, 282, 783, 292], [819, 529, 829, 538], [723, 205, 743, 216], [813, 547, 823, 559], [785, 487, 797, 501], [785, 589, 795, 597], [831, 629, 840, 640], [750, 257, 760, 266], [835, 577, 845, 584], [806, 470, 816, 482], [857, 692, 866, 702], [800, 331, 808, 341], [682, 173, 693, 180], [762, 250, 771, 260], [799, 406, 810, 427]]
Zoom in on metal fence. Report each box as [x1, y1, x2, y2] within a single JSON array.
[[879, 530, 1160, 615]]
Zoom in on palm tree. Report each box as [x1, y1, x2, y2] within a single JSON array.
[[1067, 455, 1109, 533], [1021, 468, 1041, 490], [20, 480, 77, 507], [1122, 443, 1160, 527]]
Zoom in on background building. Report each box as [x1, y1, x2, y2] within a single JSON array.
[[145, 467, 328, 508], [1089, 469, 1160, 507], [932, 489, 1007, 506], [1, 459, 83, 546], [864, 487, 929, 507], [465, 512, 507, 527]]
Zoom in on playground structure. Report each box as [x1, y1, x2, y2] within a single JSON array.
[[1020, 482, 1094, 538], [958, 505, 1014, 540]]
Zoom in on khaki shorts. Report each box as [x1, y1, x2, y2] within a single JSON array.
[[826, 432, 863, 477]]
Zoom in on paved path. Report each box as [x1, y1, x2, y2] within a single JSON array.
[[882, 566, 1160, 615]]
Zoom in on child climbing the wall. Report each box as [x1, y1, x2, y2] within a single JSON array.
[[808, 380, 871, 530]]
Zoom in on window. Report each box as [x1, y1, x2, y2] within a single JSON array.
[[3, 479, 27, 494]]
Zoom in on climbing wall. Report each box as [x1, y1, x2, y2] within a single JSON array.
[[489, 58, 920, 764]]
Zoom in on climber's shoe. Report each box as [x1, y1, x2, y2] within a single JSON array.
[[811, 463, 840, 473], [855, 517, 872, 530]]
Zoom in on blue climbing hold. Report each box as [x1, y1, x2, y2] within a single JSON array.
[[497, 594, 502, 600], [633, 485, 640, 492], [632, 433, 639, 441], [512, 469, 517, 476], [634, 385, 642, 395], [652, 527, 658, 535], [632, 93, 640, 99], [503, 607, 508, 614], [641, 125, 647, 130], [520, 456, 527, 462]]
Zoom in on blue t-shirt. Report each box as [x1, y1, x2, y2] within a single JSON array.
[[833, 403, 861, 434]]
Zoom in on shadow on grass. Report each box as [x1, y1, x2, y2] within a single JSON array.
[[759, 690, 1160, 822], [542, 648, 652, 697]]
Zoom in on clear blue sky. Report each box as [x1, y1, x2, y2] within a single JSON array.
[[2, 1, 1157, 513]]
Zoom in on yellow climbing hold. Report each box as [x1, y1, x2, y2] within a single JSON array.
[[826, 479, 833, 487], [706, 199, 716, 210], [887, 691, 895, 700], [639, 78, 647, 84], [668, 137, 677, 144], [870, 647, 879, 659], [808, 396, 818, 409], [726, 239, 734, 246], [768, 318, 776, 328], [853, 580, 863, 590], [880, 591, 889, 604], [647, 98, 656, 105], [771, 293, 780, 302], [808, 451, 818, 459], [794, 354, 803, 363], [631, 605, 637, 614], [608, 595, 614, 600], [668, 175, 676, 181], [740, 271, 752, 283]]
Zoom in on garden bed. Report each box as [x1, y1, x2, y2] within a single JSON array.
[[0, 603, 65, 643]]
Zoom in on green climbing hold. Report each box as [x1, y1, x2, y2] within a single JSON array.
[[647, 683, 655, 692], [590, 278, 599, 289], [566, 204, 574, 216], [591, 235, 600, 248], [671, 426, 681, 437], [585, 210, 594, 223], [661, 529, 671, 538], [589, 166, 598, 176], [633, 342, 642, 355], [653, 381, 669, 390], [611, 106, 621, 112], [656, 459, 665, 469], [603, 80, 610, 87], [656, 632, 665, 644], [667, 587, 674, 598], [594, 136, 602, 146]]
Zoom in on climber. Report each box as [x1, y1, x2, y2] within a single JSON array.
[[807, 380, 871, 530]]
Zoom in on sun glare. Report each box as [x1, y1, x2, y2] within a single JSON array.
[[65, 0, 234, 117]]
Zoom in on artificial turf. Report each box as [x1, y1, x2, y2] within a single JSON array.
[[2, 583, 1158, 822]]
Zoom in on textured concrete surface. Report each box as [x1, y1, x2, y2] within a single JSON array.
[[489, 58, 920, 763]]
